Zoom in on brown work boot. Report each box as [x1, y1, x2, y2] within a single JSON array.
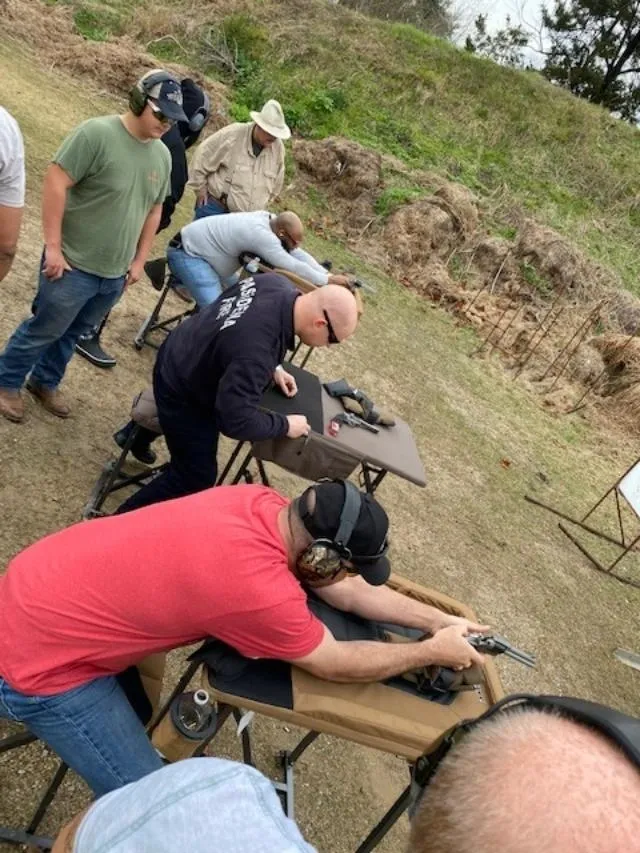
[[0, 388, 25, 423], [26, 380, 71, 419]]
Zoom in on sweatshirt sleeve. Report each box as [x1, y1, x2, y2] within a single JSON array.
[[215, 358, 289, 441], [253, 234, 329, 287]]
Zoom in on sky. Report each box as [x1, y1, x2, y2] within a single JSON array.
[[454, 0, 544, 38], [452, 0, 548, 64]]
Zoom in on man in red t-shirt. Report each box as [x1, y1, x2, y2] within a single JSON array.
[[0, 481, 486, 797]]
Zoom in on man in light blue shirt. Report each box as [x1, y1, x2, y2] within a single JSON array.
[[52, 758, 316, 852]]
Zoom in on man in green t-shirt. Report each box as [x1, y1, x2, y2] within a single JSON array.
[[0, 70, 182, 423]]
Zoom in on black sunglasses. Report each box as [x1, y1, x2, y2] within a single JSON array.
[[410, 692, 640, 814], [148, 101, 174, 125], [323, 309, 339, 345]]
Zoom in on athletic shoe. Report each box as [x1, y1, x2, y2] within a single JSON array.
[[75, 334, 117, 368]]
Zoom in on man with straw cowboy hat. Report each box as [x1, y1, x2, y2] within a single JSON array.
[[187, 99, 290, 219]]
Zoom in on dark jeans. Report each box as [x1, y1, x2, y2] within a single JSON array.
[[116, 368, 219, 513]]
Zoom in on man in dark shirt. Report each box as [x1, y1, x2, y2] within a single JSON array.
[[116, 273, 359, 513]]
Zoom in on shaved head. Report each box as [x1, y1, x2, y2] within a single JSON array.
[[294, 284, 359, 347], [408, 709, 640, 853], [273, 211, 304, 246]]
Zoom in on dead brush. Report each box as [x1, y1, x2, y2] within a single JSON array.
[[590, 334, 640, 396], [198, 24, 241, 79]]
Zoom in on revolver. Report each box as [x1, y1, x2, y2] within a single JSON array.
[[330, 412, 380, 434], [466, 633, 536, 668]]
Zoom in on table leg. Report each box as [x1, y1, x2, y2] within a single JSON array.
[[354, 783, 411, 852], [360, 465, 387, 495], [217, 441, 246, 485]]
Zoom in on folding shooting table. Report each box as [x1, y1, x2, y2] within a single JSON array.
[[218, 363, 427, 495]]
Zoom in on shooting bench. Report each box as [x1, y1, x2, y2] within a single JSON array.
[[219, 363, 426, 495], [144, 576, 504, 851]]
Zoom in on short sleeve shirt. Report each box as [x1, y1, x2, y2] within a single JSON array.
[[0, 107, 25, 207], [53, 116, 171, 278], [0, 485, 324, 695]]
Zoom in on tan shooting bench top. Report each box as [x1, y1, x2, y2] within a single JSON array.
[[200, 574, 504, 763]]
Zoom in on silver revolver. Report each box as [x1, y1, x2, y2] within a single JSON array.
[[466, 633, 536, 668]]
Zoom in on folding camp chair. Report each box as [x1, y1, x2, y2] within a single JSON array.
[[0, 729, 66, 849], [133, 258, 196, 352]]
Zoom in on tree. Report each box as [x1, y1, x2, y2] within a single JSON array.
[[541, 0, 640, 122], [465, 14, 530, 67]]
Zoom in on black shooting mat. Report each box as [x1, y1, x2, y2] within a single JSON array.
[[260, 362, 324, 435], [192, 595, 454, 707]]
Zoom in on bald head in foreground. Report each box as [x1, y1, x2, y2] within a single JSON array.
[[409, 705, 640, 853], [116, 272, 359, 513]]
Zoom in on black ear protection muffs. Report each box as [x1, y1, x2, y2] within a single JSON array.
[[296, 480, 363, 580], [128, 70, 178, 117], [188, 90, 211, 133]]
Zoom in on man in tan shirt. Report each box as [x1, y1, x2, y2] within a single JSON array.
[[187, 99, 289, 218]]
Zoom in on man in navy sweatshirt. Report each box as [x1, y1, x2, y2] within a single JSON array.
[[116, 273, 359, 512]]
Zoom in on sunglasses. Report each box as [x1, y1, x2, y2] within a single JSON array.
[[323, 309, 339, 345], [148, 101, 174, 125]]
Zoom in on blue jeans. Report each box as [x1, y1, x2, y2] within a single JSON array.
[[0, 260, 125, 390], [167, 246, 223, 308], [0, 675, 162, 797], [194, 199, 227, 220]]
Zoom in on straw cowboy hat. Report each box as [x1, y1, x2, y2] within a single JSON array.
[[250, 99, 291, 140]]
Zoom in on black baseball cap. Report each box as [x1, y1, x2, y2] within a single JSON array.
[[299, 481, 391, 585], [146, 77, 188, 122]]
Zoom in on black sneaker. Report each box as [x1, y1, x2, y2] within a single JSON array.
[[76, 334, 117, 368], [113, 424, 157, 466]]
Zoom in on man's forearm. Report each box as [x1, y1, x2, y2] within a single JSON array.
[[187, 135, 224, 192], [186, 160, 207, 193], [300, 638, 432, 683], [133, 206, 162, 264], [261, 241, 328, 286], [42, 172, 68, 250], [316, 577, 445, 633]]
